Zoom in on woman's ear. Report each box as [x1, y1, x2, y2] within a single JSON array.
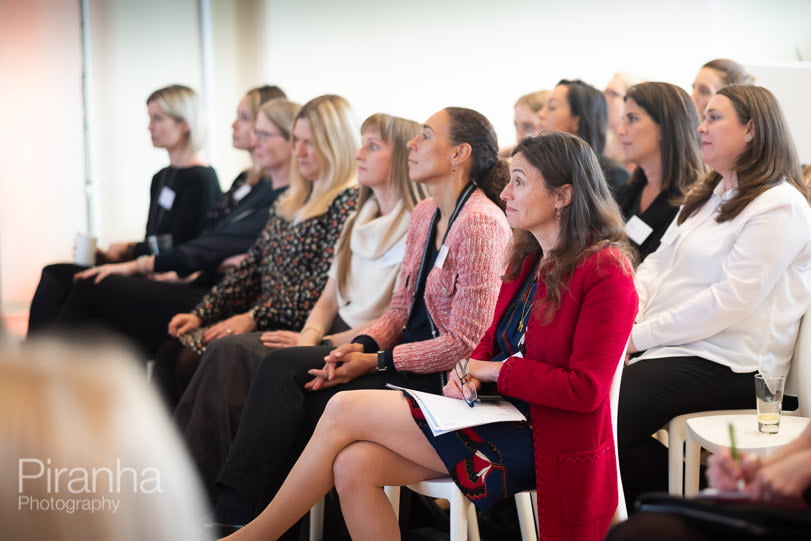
[[451, 142, 473, 170], [570, 116, 580, 135], [557, 184, 574, 208]]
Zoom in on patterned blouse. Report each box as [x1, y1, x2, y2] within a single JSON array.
[[192, 186, 358, 331]]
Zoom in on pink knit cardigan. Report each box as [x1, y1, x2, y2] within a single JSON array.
[[363, 189, 511, 373]]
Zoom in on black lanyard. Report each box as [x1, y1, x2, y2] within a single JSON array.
[[406, 181, 477, 339]]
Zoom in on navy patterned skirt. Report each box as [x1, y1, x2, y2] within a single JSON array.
[[404, 394, 536, 511]]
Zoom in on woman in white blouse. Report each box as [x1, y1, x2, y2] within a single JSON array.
[[618, 85, 811, 507]]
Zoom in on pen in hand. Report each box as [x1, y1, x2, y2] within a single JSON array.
[[728, 422, 746, 491]]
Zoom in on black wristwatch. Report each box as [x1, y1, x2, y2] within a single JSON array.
[[376, 351, 388, 372]]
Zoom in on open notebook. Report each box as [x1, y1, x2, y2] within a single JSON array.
[[387, 384, 526, 436]]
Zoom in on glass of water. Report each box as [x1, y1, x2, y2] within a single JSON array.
[[754, 373, 786, 434]]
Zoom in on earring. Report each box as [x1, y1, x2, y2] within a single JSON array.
[[555, 208, 561, 219], [745, 135, 752, 142]]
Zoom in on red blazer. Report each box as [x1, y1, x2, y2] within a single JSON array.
[[473, 247, 637, 541]]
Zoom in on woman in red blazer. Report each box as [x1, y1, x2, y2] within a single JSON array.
[[222, 132, 638, 541]]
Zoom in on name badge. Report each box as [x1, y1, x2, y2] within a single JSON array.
[[233, 184, 252, 202], [158, 186, 176, 210], [434, 244, 449, 269], [625, 215, 653, 245], [380, 242, 406, 268]]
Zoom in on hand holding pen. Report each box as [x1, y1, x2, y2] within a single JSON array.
[[706, 424, 762, 492]]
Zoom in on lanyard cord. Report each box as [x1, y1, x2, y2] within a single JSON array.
[[407, 181, 477, 340]]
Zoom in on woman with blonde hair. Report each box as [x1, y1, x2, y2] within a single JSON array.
[[36, 92, 297, 361], [28, 84, 220, 334], [0, 340, 211, 541], [499, 89, 550, 158], [174, 113, 429, 499], [154, 94, 359, 406]]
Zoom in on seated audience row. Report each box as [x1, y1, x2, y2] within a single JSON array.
[[618, 84, 811, 507], [155, 94, 360, 406], [174, 112, 428, 499], [221, 130, 637, 541], [41, 91, 297, 360], [211, 106, 513, 530], [21, 56, 808, 541]]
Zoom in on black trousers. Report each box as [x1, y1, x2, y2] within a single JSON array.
[[617, 355, 756, 509], [27, 263, 87, 335], [216, 345, 443, 518], [50, 273, 206, 359]]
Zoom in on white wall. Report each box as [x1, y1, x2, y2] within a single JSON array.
[[0, 0, 86, 312], [261, 0, 811, 155], [2, 0, 811, 313]]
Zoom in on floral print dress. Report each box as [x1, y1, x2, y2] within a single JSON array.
[[181, 187, 358, 353]]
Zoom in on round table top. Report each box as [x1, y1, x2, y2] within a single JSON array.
[[686, 414, 810, 455]]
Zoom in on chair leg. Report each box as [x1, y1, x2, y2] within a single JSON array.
[[446, 488, 472, 541], [684, 435, 701, 497], [514, 491, 537, 540], [308, 497, 325, 541], [384, 485, 400, 521], [466, 502, 480, 541], [667, 417, 687, 495]]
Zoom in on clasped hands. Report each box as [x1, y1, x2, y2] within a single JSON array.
[[305, 343, 375, 391]]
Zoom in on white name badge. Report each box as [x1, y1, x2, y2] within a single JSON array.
[[158, 186, 176, 210], [380, 242, 406, 268], [233, 184, 252, 202], [434, 244, 449, 269], [625, 215, 653, 245]]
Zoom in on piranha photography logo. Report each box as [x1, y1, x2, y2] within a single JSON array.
[[18, 457, 162, 514]]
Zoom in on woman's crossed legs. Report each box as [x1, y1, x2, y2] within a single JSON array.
[[223, 389, 447, 541]]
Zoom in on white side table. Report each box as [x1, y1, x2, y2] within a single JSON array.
[[684, 414, 810, 496]]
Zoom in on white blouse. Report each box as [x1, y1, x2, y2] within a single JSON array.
[[329, 197, 410, 328], [631, 179, 811, 378]]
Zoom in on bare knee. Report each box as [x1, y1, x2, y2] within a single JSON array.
[[333, 443, 375, 496], [320, 390, 370, 430]]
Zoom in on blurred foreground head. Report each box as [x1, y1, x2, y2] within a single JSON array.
[[0, 339, 211, 541]]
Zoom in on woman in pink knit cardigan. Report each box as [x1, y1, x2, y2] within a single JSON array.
[[211, 107, 512, 530]]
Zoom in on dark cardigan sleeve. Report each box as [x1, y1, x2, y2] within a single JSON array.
[[152, 181, 281, 276]]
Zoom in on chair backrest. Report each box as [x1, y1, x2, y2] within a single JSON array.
[[786, 314, 811, 416], [611, 341, 629, 522]]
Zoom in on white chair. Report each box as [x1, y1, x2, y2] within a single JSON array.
[[661, 314, 811, 496], [397, 344, 629, 541], [682, 414, 810, 496], [309, 345, 628, 540]]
